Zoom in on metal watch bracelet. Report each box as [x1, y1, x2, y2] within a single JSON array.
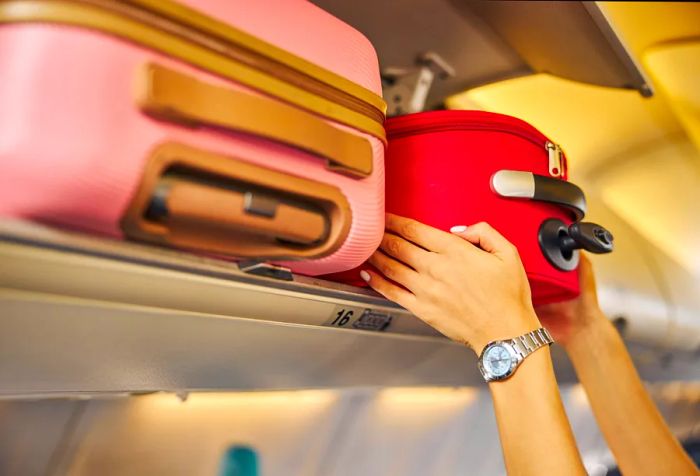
[[509, 327, 554, 359]]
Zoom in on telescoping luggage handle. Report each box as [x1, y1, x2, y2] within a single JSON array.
[[136, 63, 374, 178], [121, 143, 352, 260], [491, 170, 614, 271]]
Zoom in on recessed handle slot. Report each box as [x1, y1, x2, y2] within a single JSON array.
[[121, 143, 352, 259], [145, 174, 329, 247]]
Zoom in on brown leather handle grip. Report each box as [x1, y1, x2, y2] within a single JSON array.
[[137, 63, 374, 178], [151, 177, 328, 245]]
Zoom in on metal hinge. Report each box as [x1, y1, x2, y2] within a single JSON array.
[[382, 52, 456, 116]]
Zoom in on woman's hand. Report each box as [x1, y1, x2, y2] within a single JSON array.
[[535, 254, 605, 348], [361, 216, 588, 474], [361, 213, 540, 353]]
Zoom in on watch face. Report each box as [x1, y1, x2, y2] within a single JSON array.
[[483, 344, 513, 378]]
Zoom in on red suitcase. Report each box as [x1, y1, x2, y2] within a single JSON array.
[[328, 110, 613, 306]]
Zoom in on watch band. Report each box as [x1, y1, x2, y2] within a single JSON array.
[[509, 327, 554, 360]]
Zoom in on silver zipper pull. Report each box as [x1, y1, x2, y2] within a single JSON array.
[[546, 141, 563, 177]]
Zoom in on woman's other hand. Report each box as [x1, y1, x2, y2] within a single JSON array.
[[535, 254, 605, 348], [361, 213, 540, 353]]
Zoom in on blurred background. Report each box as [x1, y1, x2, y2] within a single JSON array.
[[2, 384, 700, 476]]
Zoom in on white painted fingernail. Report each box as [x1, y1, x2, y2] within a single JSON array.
[[360, 270, 371, 282], [450, 225, 468, 233]]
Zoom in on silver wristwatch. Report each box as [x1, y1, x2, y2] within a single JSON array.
[[478, 327, 554, 382]]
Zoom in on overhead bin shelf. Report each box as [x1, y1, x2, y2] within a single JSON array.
[[0, 221, 437, 338], [0, 220, 698, 396], [0, 220, 476, 395]]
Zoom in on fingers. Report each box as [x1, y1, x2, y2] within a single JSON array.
[[578, 252, 592, 273], [360, 269, 417, 311], [450, 222, 516, 258], [385, 213, 457, 253], [368, 250, 420, 292], [577, 252, 593, 282], [379, 233, 432, 271], [577, 252, 599, 297], [385, 214, 515, 259]]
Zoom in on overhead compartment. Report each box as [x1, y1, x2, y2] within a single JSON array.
[[312, 0, 651, 113], [644, 41, 700, 153], [597, 2, 700, 154]]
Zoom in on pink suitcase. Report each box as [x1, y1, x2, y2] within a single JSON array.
[[0, 0, 386, 276]]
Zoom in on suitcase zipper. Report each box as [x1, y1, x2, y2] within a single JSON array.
[[545, 141, 564, 178], [0, 0, 386, 142], [388, 112, 566, 178], [117, 0, 385, 124]]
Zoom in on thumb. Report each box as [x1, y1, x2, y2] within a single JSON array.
[[450, 222, 515, 257]]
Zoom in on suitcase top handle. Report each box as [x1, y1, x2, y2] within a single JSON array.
[[136, 63, 374, 179], [490, 170, 587, 221]]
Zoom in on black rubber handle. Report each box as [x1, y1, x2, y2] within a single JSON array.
[[562, 222, 614, 254], [491, 171, 587, 220], [532, 174, 587, 221]]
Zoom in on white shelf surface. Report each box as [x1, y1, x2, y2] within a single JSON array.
[[0, 220, 697, 397]]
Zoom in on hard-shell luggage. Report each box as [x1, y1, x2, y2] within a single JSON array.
[[329, 110, 613, 305], [0, 0, 386, 276]]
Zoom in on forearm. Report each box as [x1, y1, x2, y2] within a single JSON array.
[[490, 346, 586, 475], [565, 312, 697, 475]]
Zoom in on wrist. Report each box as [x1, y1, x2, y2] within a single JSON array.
[[479, 324, 555, 383], [487, 343, 553, 391], [563, 309, 612, 355], [470, 307, 542, 354]]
